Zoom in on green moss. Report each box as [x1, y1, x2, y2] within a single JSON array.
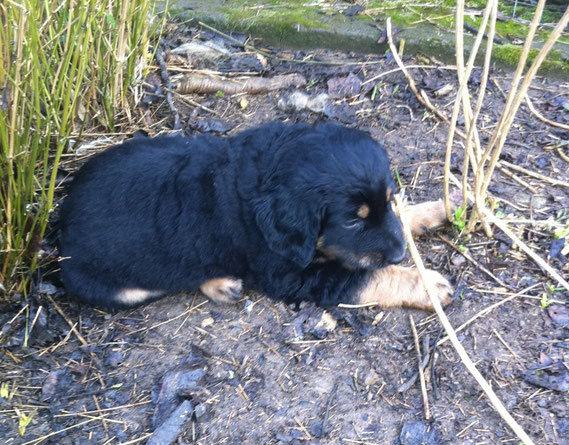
[[172, 0, 569, 75], [493, 44, 569, 74], [221, 2, 326, 32]]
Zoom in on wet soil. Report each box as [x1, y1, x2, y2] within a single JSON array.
[[1, 23, 569, 445]]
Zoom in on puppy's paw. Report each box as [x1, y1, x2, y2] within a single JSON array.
[[356, 266, 453, 312], [200, 278, 243, 304], [417, 269, 453, 310], [404, 200, 447, 236]]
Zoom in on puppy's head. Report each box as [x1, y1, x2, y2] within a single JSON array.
[[254, 122, 406, 269]]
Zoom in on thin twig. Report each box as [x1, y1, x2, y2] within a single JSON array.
[[155, 48, 181, 130], [397, 334, 430, 393], [448, 170, 569, 294], [524, 95, 569, 131], [321, 379, 339, 436], [409, 315, 431, 420], [385, 18, 447, 122], [435, 234, 510, 288], [394, 193, 535, 445], [21, 418, 100, 445], [499, 160, 569, 188], [430, 329, 444, 400], [492, 329, 524, 367], [436, 283, 540, 347], [483, 209, 569, 293], [361, 64, 457, 86], [496, 165, 538, 194], [45, 294, 88, 346]]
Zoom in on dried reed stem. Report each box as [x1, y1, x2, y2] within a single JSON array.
[[394, 194, 535, 445]]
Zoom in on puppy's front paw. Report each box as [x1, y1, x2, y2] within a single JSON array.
[[418, 269, 453, 310], [356, 266, 453, 312], [200, 278, 243, 304]]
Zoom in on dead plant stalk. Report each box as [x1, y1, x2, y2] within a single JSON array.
[[394, 194, 535, 445]]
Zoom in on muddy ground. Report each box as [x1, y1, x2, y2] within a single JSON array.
[[1, 23, 569, 445]]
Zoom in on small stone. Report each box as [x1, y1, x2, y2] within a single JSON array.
[[194, 403, 206, 418], [400, 421, 441, 445], [244, 299, 255, 314], [364, 369, 380, 386], [201, 317, 214, 328], [106, 350, 124, 368], [37, 282, 58, 295]]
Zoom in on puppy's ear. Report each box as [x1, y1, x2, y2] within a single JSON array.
[[254, 190, 321, 268]]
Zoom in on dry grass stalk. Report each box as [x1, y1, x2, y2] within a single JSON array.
[[385, 18, 448, 122], [477, 3, 569, 205], [443, 0, 497, 234], [394, 194, 535, 445], [441, 0, 569, 237], [498, 160, 569, 188]]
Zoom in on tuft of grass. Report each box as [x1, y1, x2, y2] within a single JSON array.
[[0, 1, 164, 299], [452, 206, 467, 232]]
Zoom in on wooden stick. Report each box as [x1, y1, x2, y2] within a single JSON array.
[[496, 165, 538, 194], [361, 64, 458, 86], [394, 193, 535, 445], [409, 314, 431, 420]]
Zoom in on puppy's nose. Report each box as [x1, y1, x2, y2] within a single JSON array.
[[386, 244, 406, 265]]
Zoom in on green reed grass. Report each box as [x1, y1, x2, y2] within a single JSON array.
[[0, 0, 162, 298]]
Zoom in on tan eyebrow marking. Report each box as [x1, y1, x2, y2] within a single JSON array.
[[357, 204, 370, 219], [386, 187, 393, 202]]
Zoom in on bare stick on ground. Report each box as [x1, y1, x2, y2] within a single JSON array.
[[409, 314, 431, 420], [156, 49, 181, 130], [174, 73, 306, 95], [394, 193, 535, 445]]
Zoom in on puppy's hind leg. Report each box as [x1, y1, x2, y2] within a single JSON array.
[[400, 191, 462, 236], [200, 278, 243, 304]]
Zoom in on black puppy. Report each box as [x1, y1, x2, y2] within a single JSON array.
[[59, 122, 452, 310]]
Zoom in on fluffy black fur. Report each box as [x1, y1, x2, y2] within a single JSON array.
[[59, 122, 406, 308]]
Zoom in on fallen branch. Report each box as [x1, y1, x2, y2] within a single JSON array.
[[394, 193, 535, 445], [174, 73, 306, 95]]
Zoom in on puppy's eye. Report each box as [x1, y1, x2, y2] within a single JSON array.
[[343, 219, 364, 230]]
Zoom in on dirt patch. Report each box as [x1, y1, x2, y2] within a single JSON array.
[[1, 24, 568, 445]]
